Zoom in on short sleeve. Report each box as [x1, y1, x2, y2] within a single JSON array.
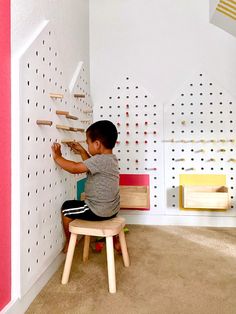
[[83, 155, 101, 175]]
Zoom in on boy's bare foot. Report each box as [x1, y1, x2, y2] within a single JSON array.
[[62, 241, 69, 253], [113, 235, 122, 254]]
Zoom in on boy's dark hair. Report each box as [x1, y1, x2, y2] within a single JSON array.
[[86, 120, 118, 149]]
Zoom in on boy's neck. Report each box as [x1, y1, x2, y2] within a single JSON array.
[[99, 147, 113, 154]]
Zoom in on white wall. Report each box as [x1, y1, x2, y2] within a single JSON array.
[[12, 0, 89, 80], [90, 0, 236, 226], [90, 0, 236, 102]]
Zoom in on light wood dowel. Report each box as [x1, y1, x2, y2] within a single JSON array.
[[66, 114, 78, 120], [56, 110, 69, 116], [36, 120, 52, 126], [56, 124, 70, 131], [83, 109, 93, 113], [50, 93, 63, 99], [74, 93, 85, 98], [61, 139, 76, 144], [69, 127, 85, 132]]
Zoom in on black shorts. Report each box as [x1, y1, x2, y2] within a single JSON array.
[[61, 200, 117, 221]]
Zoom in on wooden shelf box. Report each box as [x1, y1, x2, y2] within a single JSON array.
[[120, 186, 149, 209], [182, 185, 229, 209]]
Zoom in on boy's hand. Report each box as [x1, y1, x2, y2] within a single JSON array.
[[67, 141, 85, 155], [51, 143, 62, 160]]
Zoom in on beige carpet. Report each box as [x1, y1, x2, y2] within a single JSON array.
[[26, 225, 236, 314]]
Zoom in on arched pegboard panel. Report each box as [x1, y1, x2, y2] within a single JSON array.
[[93, 76, 165, 214], [164, 71, 236, 216], [19, 22, 92, 295]]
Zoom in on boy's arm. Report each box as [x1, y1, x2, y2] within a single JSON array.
[[52, 143, 88, 174], [67, 142, 90, 161], [54, 156, 88, 174]]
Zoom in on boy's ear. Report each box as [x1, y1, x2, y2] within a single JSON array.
[[94, 140, 102, 149]]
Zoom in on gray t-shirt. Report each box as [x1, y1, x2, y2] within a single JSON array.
[[83, 154, 120, 217]]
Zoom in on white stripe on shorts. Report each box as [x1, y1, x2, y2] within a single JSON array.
[[64, 207, 90, 216], [62, 204, 89, 213]]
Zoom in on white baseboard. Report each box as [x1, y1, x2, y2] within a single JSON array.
[[2, 253, 65, 314], [123, 213, 236, 227]]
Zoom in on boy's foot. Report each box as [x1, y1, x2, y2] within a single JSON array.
[[113, 235, 122, 254], [62, 241, 69, 253], [62, 239, 79, 253]]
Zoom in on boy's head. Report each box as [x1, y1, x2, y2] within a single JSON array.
[[86, 120, 118, 153]]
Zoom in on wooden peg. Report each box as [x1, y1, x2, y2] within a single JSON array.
[[56, 124, 70, 131], [208, 158, 215, 162], [219, 149, 226, 152], [56, 110, 69, 116], [181, 121, 186, 125], [229, 139, 235, 143], [74, 93, 85, 98], [66, 114, 78, 120], [185, 167, 195, 171], [195, 149, 205, 153], [50, 93, 63, 99], [228, 158, 236, 162], [83, 109, 93, 113], [69, 127, 85, 132], [219, 139, 226, 143], [175, 158, 185, 162], [61, 139, 76, 144], [36, 120, 52, 126]]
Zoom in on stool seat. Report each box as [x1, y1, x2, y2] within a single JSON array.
[[69, 216, 126, 237], [61, 215, 130, 293]]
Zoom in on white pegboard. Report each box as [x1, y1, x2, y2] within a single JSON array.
[[164, 71, 236, 216], [93, 76, 165, 214], [93, 72, 236, 219], [19, 22, 92, 295]]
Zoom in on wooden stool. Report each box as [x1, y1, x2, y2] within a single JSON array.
[[61, 216, 130, 293]]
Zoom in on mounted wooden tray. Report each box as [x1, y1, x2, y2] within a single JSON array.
[[120, 185, 150, 209], [182, 185, 229, 209]]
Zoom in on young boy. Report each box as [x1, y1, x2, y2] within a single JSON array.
[[51, 120, 120, 252]]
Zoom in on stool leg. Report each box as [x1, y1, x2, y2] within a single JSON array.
[[83, 235, 90, 262], [61, 233, 77, 284], [106, 236, 116, 293], [119, 229, 130, 267]]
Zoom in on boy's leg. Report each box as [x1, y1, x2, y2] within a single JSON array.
[[61, 214, 73, 253], [61, 200, 92, 253]]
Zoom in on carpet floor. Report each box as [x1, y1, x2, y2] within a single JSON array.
[[26, 225, 236, 314]]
